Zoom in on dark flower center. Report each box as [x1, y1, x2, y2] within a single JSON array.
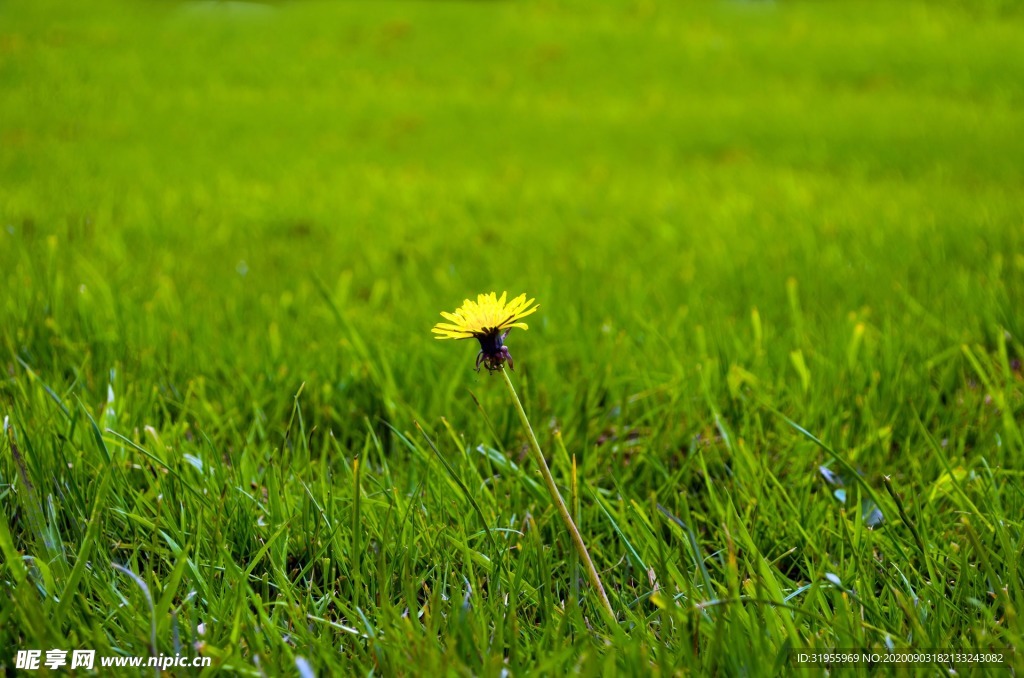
[[474, 329, 504, 355]]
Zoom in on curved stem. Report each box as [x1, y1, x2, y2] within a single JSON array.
[[500, 368, 616, 625]]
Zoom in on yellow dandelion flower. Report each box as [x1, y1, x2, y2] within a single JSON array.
[[432, 291, 539, 371]]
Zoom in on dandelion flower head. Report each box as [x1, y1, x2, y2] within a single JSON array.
[[432, 291, 538, 371]]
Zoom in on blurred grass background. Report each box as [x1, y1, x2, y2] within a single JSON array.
[[1, 0, 1023, 674]]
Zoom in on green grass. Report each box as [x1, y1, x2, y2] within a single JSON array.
[[1, 0, 1023, 674]]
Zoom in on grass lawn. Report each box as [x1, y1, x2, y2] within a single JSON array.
[[1, 0, 1023, 674]]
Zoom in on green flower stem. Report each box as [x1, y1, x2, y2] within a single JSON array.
[[500, 368, 616, 624]]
